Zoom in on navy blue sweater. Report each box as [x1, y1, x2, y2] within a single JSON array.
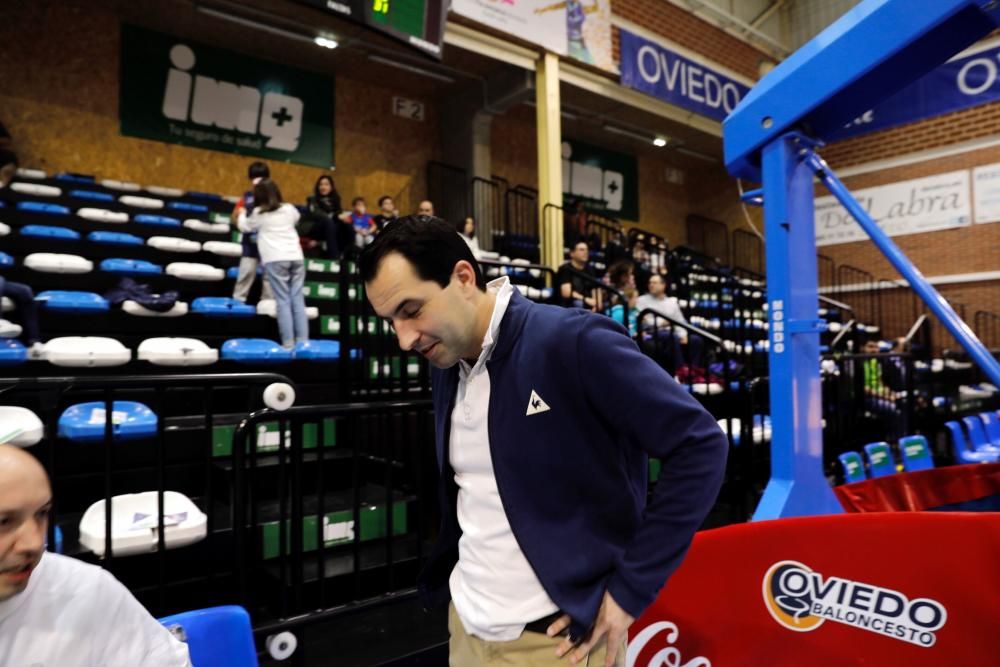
[[421, 291, 728, 640]]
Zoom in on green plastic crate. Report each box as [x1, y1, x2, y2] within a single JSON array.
[[212, 418, 337, 457], [304, 281, 339, 300], [305, 258, 340, 274], [260, 500, 408, 559], [368, 356, 421, 380], [321, 315, 341, 335]]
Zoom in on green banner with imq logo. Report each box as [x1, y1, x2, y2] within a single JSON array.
[[562, 139, 639, 221], [120, 24, 334, 168]]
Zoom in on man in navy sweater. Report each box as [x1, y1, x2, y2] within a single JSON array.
[[361, 218, 727, 666]]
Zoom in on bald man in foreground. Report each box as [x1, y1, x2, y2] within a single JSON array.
[[0, 444, 191, 666]]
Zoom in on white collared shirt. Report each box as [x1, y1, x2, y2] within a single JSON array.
[[448, 277, 558, 641], [0, 552, 191, 666]]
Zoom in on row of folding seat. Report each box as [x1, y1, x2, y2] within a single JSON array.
[[5, 223, 240, 257], [944, 412, 1000, 464], [838, 435, 935, 482]]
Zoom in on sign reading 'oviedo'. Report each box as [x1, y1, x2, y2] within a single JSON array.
[[120, 24, 335, 168], [618, 29, 751, 123]]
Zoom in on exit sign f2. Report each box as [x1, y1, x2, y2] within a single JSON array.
[[393, 96, 425, 121]]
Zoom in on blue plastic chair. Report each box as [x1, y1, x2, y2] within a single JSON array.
[[0, 339, 27, 366], [979, 411, 1000, 447], [185, 191, 223, 202], [222, 339, 294, 363], [897, 435, 934, 472], [838, 451, 867, 483], [36, 290, 109, 313], [0, 251, 13, 268], [69, 189, 114, 202], [58, 401, 158, 442], [293, 340, 340, 361], [168, 201, 208, 213], [961, 416, 1000, 453], [192, 297, 256, 318], [20, 224, 80, 240], [158, 606, 259, 667], [134, 213, 181, 227], [88, 230, 144, 246], [943, 421, 999, 464], [54, 172, 95, 184], [863, 442, 897, 477], [226, 266, 262, 279], [100, 258, 163, 275], [17, 201, 71, 216]]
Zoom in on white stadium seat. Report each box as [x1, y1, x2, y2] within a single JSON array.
[[24, 253, 94, 274], [10, 182, 61, 197], [256, 299, 319, 320], [78, 207, 129, 224], [45, 336, 131, 367], [122, 300, 189, 317], [165, 262, 225, 281], [0, 222, 10, 237], [0, 319, 23, 338], [1, 297, 13, 313], [15, 168, 47, 180], [184, 219, 230, 234], [147, 236, 201, 253], [101, 179, 142, 191], [145, 185, 185, 197], [0, 406, 44, 447], [119, 194, 164, 209], [79, 491, 207, 557], [202, 241, 242, 257], [138, 337, 218, 366]]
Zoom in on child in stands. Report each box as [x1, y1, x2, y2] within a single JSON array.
[[349, 197, 376, 249], [238, 178, 309, 350], [231, 161, 274, 303]]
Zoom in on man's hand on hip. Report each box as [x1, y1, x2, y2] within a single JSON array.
[[548, 591, 633, 665]]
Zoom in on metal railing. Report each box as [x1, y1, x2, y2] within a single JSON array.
[[470, 177, 502, 252]]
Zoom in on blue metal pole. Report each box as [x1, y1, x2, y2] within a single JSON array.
[[805, 151, 1000, 388], [753, 133, 844, 521]]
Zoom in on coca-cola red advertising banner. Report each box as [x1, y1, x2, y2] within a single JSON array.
[[628, 512, 1000, 666]]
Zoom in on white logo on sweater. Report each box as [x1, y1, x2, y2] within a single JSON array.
[[526, 390, 551, 416]]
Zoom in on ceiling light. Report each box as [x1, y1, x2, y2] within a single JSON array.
[[653, 137, 668, 147], [314, 36, 339, 49]]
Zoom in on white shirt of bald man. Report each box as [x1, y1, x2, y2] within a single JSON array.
[[0, 551, 191, 666]]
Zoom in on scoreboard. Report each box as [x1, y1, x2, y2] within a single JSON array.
[[296, 0, 449, 58]]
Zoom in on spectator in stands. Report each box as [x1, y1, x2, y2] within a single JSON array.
[[557, 241, 599, 311], [606, 259, 635, 293], [349, 197, 376, 249], [0, 120, 16, 189], [457, 216, 480, 256], [359, 218, 726, 667], [417, 200, 435, 217], [608, 287, 639, 337], [565, 200, 588, 247], [305, 174, 351, 260], [636, 274, 704, 379], [0, 444, 191, 665], [0, 275, 43, 358], [374, 195, 398, 231], [238, 179, 309, 350], [231, 162, 274, 303]]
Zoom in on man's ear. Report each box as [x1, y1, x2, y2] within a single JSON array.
[[452, 260, 478, 291]]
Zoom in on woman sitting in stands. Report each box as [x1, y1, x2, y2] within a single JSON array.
[[305, 174, 352, 260], [238, 178, 309, 350], [457, 216, 481, 256]]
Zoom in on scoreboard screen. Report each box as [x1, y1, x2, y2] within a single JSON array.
[[296, 0, 449, 58]]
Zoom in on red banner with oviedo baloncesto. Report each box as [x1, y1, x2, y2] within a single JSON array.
[[627, 512, 1000, 666]]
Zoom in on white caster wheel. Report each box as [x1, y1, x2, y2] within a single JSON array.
[[263, 382, 296, 411], [266, 631, 298, 660]]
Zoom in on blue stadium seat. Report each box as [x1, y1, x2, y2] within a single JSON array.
[[185, 191, 223, 202], [897, 435, 934, 472], [167, 201, 209, 214], [0, 339, 27, 366], [100, 258, 163, 275], [20, 224, 80, 240], [943, 421, 999, 464], [293, 340, 340, 360], [88, 230, 144, 246], [69, 189, 115, 202], [980, 411, 1000, 447], [58, 401, 157, 442], [961, 416, 1000, 453], [191, 297, 256, 318], [36, 290, 110, 313], [158, 606, 259, 667], [226, 266, 262, 279], [0, 251, 13, 268], [221, 339, 294, 363], [863, 442, 897, 477], [134, 214, 181, 227], [17, 202, 71, 216], [54, 172, 95, 184], [838, 451, 867, 483]]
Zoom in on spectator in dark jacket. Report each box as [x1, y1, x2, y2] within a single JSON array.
[[305, 175, 352, 260]]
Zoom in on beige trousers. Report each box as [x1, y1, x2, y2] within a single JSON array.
[[448, 603, 626, 667]]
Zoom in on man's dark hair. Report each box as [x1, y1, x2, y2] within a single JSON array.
[[352, 196, 366, 206], [360, 216, 486, 290], [252, 178, 283, 213], [377, 195, 393, 207], [248, 161, 270, 180], [313, 174, 338, 198]]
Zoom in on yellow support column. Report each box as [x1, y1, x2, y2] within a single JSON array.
[[535, 52, 564, 271]]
